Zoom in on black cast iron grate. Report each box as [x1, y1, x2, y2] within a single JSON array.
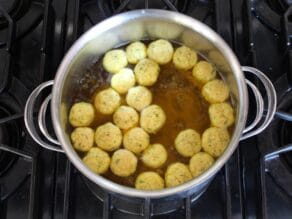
[[107, 0, 189, 13], [260, 143, 292, 218], [5, 0, 243, 218], [0, 98, 39, 218], [4, 0, 292, 218], [0, 0, 51, 218], [244, 1, 292, 218]]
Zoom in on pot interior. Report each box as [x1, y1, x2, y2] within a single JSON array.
[[53, 10, 247, 198]]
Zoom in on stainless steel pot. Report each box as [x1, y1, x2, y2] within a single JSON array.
[[24, 9, 277, 214]]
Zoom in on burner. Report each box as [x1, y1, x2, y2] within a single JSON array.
[[266, 0, 291, 14], [251, 1, 281, 32], [0, 77, 38, 207], [0, 144, 35, 201], [272, 75, 292, 171], [0, 77, 30, 175], [0, 105, 21, 175], [0, 0, 30, 28], [254, 0, 292, 33], [0, 0, 43, 45], [280, 110, 292, 169], [258, 74, 292, 196]]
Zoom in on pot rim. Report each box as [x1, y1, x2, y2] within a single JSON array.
[[51, 9, 248, 198]]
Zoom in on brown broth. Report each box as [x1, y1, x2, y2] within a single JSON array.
[[71, 43, 233, 188]]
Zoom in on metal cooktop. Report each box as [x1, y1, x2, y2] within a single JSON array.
[[0, 0, 292, 218]]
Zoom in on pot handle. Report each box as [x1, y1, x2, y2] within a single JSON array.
[[24, 80, 64, 153], [240, 66, 277, 140]]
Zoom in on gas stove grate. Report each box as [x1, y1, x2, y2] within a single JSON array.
[[0, 115, 39, 219], [260, 143, 292, 218], [0, 6, 13, 93], [4, 0, 292, 218], [98, 0, 189, 15], [0, 144, 39, 218]]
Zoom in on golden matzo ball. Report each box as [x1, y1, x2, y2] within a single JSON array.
[[147, 39, 174, 65], [113, 106, 139, 130], [94, 88, 121, 115], [189, 152, 214, 177], [165, 163, 192, 188], [135, 172, 164, 190], [95, 122, 122, 151], [103, 49, 128, 74], [175, 129, 201, 157], [123, 127, 150, 154], [83, 147, 111, 174], [110, 149, 137, 177], [202, 127, 230, 157], [134, 58, 160, 86], [140, 105, 166, 134], [69, 102, 95, 127], [192, 61, 216, 84], [202, 79, 229, 104], [111, 68, 136, 94], [209, 102, 235, 128], [126, 41, 147, 64], [71, 127, 94, 152], [173, 46, 198, 70], [141, 143, 167, 168], [126, 86, 152, 111]]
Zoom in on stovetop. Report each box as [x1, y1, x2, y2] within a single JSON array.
[[0, 0, 292, 218]]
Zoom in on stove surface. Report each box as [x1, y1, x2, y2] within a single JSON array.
[[0, 0, 292, 218]]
